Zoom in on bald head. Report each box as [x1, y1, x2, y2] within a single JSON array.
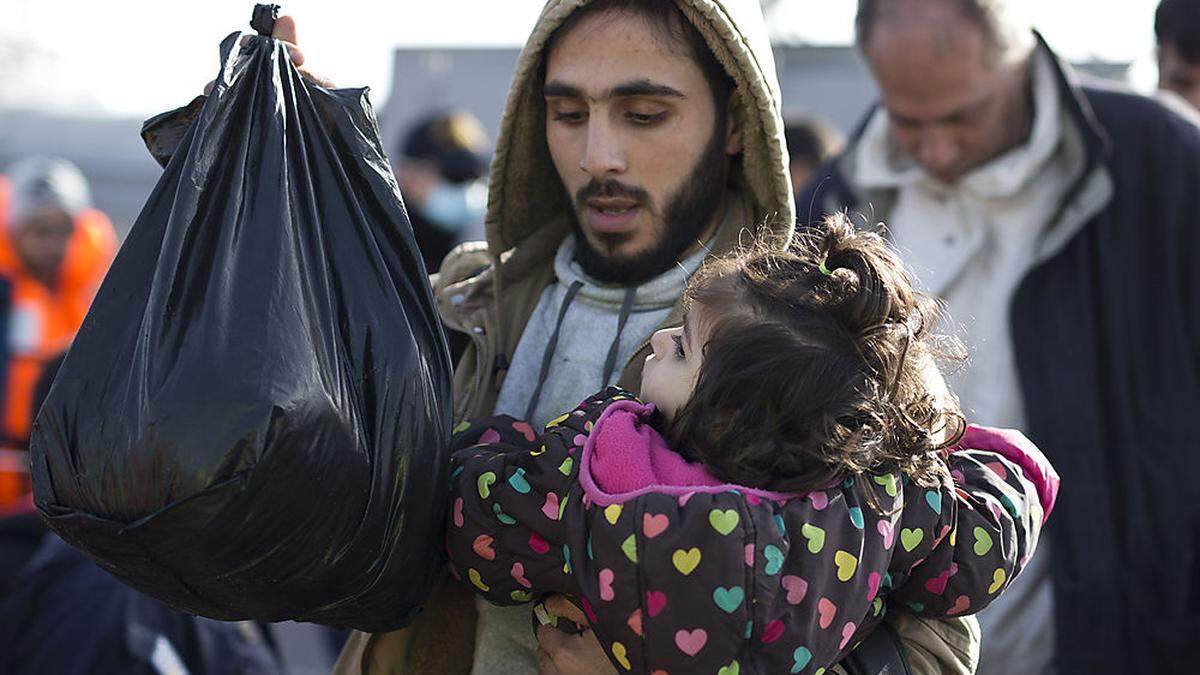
[[857, 0, 1033, 69]]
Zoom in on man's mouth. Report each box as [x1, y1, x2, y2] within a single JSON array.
[[584, 198, 641, 232]]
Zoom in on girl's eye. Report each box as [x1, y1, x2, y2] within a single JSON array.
[[672, 334, 686, 359]]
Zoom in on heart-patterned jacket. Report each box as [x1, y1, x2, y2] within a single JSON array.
[[446, 388, 1058, 674]]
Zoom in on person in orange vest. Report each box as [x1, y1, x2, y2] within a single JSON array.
[[0, 157, 116, 450]]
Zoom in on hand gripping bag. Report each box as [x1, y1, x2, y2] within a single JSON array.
[[29, 7, 454, 632]]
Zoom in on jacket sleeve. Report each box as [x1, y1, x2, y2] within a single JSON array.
[[886, 426, 1059, 618], [444, 391, 618, 607]]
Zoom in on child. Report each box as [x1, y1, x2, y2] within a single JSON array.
[[445, 215, 1059, 674]]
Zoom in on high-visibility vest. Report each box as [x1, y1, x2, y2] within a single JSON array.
[[0, 175, 117, 445]]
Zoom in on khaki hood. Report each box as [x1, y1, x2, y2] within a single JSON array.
[[484, 0, 795, 272]]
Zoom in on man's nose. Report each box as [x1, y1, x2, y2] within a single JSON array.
[[916, 128, 961, 179], [580, 117, 627, 178], [649, 328, 670, 357]]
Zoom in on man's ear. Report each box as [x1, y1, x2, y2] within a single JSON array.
[[723, 94, 743, 156]]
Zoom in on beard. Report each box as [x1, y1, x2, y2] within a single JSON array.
[[568, 124, 729, 286]]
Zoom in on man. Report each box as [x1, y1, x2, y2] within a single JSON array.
[[797, 1, 1200, 673], [0, 157, 116, 448], [1156, 0, 1200, 111], [395, 110, 490, 273], [157, 2, 977, 673], [784, 115, 844, 205]]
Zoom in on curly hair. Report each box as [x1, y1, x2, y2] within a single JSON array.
[[668, 214, 965, 495]]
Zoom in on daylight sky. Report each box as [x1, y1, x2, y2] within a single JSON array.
[[0, 0, 1165, 117]]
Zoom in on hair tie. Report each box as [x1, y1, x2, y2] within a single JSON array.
[[818, 260, 833, 277]]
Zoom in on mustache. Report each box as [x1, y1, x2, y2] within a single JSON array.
[[574, 179, 651, 207]]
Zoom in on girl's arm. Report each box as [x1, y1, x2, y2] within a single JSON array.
[[443, 390, 623, 607], [887, 425, 1059, 617]]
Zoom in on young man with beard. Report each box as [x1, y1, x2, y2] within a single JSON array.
[[159, 1, 980, 673]]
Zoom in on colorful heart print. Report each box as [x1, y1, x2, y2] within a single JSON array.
[[558, 457, 574, 476], [453, 497, 464, 527], [877, 518, 895, 549], [627, 608, 643, 636], [510, 562, 532, 588], [512, 420, 536, 442], [492, 503, 516, 525], [801, 523, 826, 554], [809, 491, 829, 510], [900, 527, 924, 552], [673, 548, 702, 575], [709, 508, 740, 535], [925, 490, 942, 514], [761, 619, 785, 644], [764, 545, 785, 575], [973, 527, 994, 556], [621, 534, 638, 563], [644, 513, 670, 538], [948, 595, 971, 615], [604, 504, 622, 525], [542, 492, 560, 520], [599, 568, 616, 601], [818, 597, 837, 629], [744, 543, 755, 567], [477, 472, 497, 499], [675, 628, 708, 656], [473, 534, 496, 561], [867, 571, 882, 601], [834, 550, 858, 582], [988, 568, 1007, 594], [453, 420, 472, 434], [508, 468, 531, 494], [528, 532, 550, 554], [791, 646, 813, 673], [781, 575, 808, 604], [718, 661, 740, 675], [848, 507, 864, 529], [712, 586, 745, 613], [924, 568, 952, 595], [611, 641, 632, 670], [479, 428, 501, 444], [468, 568, 489, 592], [840, 621, 858, 650], [646, 590, 668, 617], [873, 473, 898, 497]]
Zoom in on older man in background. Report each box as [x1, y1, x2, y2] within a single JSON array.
[[798, 1, 1200, 673]]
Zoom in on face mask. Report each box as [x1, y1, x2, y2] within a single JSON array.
[[420, 180, 487, 234]]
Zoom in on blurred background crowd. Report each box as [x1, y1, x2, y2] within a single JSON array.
[[0, 0, 1197, 673]]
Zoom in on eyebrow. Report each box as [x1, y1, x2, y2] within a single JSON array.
[[891, 92, 994, 126], [543, 78, 687, 102]]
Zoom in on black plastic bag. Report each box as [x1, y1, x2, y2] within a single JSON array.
[[29, 9, 453, 632]]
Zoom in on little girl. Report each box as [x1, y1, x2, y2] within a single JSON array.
[[445, 216, 1059, 674]]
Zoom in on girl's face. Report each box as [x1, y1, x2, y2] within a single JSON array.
[[640, 311, 704, 421]]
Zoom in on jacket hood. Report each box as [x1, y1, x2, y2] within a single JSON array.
[[484, 0, 795, 269]]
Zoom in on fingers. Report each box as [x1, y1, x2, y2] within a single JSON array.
[[295, 67, 336, 89], [542, 595, 588, 626], [271, 14, 298, 46], [239, 34, 304, 66]]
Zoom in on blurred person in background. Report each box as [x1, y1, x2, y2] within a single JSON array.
[[783, 114, 844, 208], [0, 156, 116, 449], [797, 0, 1200, 673], [395, 110, 490, 273], [1156, 0, 1200, 110], [0, 351, 286, 675]]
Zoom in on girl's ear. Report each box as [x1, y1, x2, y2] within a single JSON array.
[[723, 94, 743, 156]]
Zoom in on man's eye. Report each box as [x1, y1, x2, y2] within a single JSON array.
[[627, 111, 667, 125], [672, 334, 686, 359], [552, 110, 586, 124]]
